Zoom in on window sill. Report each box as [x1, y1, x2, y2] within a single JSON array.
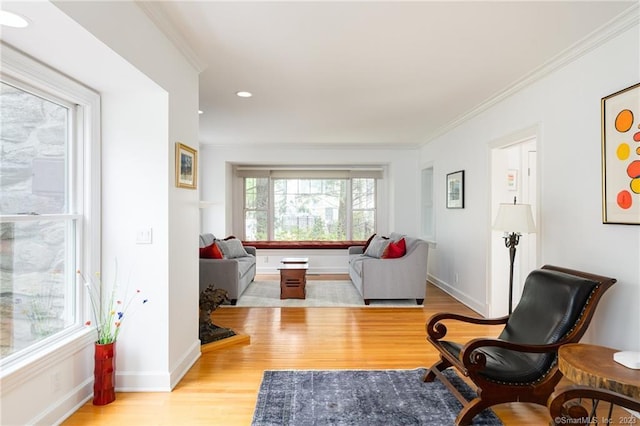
[[243, 241, 366, 250]]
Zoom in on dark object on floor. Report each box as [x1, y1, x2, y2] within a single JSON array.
[[251, 368, 502, 426], [424, 265, 616, 425], [199, 284, 236, 345]]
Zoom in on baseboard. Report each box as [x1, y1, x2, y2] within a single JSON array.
[[114, 339, 201, 392], [428, 274, 488, 316], [36, 378, 92, 426]]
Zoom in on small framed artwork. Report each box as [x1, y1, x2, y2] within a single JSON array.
[[446, 170, 465, 209], [507, 169, 518, 191], [175, 142, 198, 189], [601, 82, 640, 224]]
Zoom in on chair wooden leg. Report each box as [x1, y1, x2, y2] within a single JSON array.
[[455, 396, 493, 426], [423, 357, 452, 382]]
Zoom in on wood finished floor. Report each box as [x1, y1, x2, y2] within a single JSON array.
[[61, 278, 616, 425]]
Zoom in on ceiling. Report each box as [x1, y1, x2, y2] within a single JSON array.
[[145, 2, 633, 147]]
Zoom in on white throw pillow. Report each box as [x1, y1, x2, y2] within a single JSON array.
[[364, 235, 391, 258], [216, 239, 249, 259]]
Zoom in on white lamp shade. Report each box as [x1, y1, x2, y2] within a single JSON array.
[[493, 203, 536, 233]]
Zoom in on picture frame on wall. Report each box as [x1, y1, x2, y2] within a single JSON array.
[[507, 169, 518, 191], [175, 142, 198, 189], [601, 82, 640, 225], [446, 170, 465, 209]]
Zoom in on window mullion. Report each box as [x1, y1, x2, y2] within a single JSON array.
[[268, 176, 274, 240]]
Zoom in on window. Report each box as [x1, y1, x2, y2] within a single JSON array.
[[238, 167, 382, 241], [0, 46, 99, 366]]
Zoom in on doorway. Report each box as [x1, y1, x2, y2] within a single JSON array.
[[489, 130, 538, 316]]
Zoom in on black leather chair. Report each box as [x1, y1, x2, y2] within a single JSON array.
[[423, 265, 616, 425]]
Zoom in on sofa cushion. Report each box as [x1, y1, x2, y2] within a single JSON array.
[[363, 233, 377, 252], [217, 238, 250, 259], [388, 232, 406, 241], [235, 256, 256, 278], [364, 235, 390, 258], [382, 237, 406, 259], [200, 233, 216, 248], [349, 255, 366, 278], [200, 242, 223, 259]]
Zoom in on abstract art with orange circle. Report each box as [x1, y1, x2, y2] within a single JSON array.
[[601, 82, 640, 225]]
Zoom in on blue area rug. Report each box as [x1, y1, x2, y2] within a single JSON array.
[[251, 368, 502, 425]]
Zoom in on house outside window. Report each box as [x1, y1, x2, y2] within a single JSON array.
[[0, 46, 100, 367], [238, 167, 383, 241]]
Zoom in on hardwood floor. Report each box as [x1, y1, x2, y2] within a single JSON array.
[[61, 280, 615, 425]]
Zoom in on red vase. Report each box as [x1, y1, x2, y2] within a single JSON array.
[[93, 342, 116, 405]]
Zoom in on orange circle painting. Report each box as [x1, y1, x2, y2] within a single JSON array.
[[615, 109, 633, 132]]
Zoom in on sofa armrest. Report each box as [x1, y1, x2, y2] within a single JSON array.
[[348, 246, 364, 255], [360, 242, 429, 299], [199, 258, 239, 296], [244, 246, 257, 257]]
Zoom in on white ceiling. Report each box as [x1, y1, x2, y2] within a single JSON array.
[[144, 2, 633, 147]]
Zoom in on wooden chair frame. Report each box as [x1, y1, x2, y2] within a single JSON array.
[[548, 386, 640, 425], [423, 265, 616, 425]]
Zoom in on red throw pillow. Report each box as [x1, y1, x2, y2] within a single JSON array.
[[382, 237, 406, 259], [200, 243, 223, 259]]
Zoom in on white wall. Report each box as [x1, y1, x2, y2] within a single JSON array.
[[55, 0, 202, 390], [421, 19, 640, 350], [0, 1, 200, 424], [200, 145, 421, 273]]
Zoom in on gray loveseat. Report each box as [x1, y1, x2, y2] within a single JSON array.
[[199, 233, 256, 304], [348, 233, 429, 305]]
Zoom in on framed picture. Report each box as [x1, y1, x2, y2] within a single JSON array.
[[507, 169, 518, 191], [446, 170, 465, 209], [175, 142, 197, 189], [601, 82, 640, 224]]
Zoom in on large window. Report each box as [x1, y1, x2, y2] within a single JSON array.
[[0, 47, 99, 366], [240, 168, 382, 241]]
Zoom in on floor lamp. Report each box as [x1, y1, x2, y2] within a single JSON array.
[[493, 200, 536, 314]]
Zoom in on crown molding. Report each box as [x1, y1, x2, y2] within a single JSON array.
[[200, 141, 421, 151], [421, 2, 640, 146], [136, 1, 207, 73]]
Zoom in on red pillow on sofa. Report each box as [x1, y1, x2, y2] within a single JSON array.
[[382, 237, 406, 259], [200, 243, 223, 259]]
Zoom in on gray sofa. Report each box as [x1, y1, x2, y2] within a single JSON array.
[[348, 233, 429, 305], [199, 233, 256, 304]]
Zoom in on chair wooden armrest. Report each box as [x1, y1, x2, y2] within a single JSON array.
[[426, 312, 509, 340], [460, 338, 566, 373]]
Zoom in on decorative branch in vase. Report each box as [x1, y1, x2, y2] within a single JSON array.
[[77, 262, 148, 405]]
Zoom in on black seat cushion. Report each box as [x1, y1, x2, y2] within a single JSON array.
[[444, 269, 599, 384]]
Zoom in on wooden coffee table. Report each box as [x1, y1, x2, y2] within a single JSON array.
[[278, 258, 309, 299]]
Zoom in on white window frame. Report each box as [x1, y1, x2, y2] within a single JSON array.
[[234, 166, 385, 240], [0, 44, 100, 385]]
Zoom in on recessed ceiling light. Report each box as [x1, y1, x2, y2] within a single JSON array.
[[236, 91, 252, 98], [0, 11, 29, 28], [198, 110, 204, 115]]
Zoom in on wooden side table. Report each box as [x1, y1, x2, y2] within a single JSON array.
[[548, 343, 640, 425], [278, 258, 308, 299]]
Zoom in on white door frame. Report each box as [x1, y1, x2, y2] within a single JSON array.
[[487, 125, 541, 317]]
